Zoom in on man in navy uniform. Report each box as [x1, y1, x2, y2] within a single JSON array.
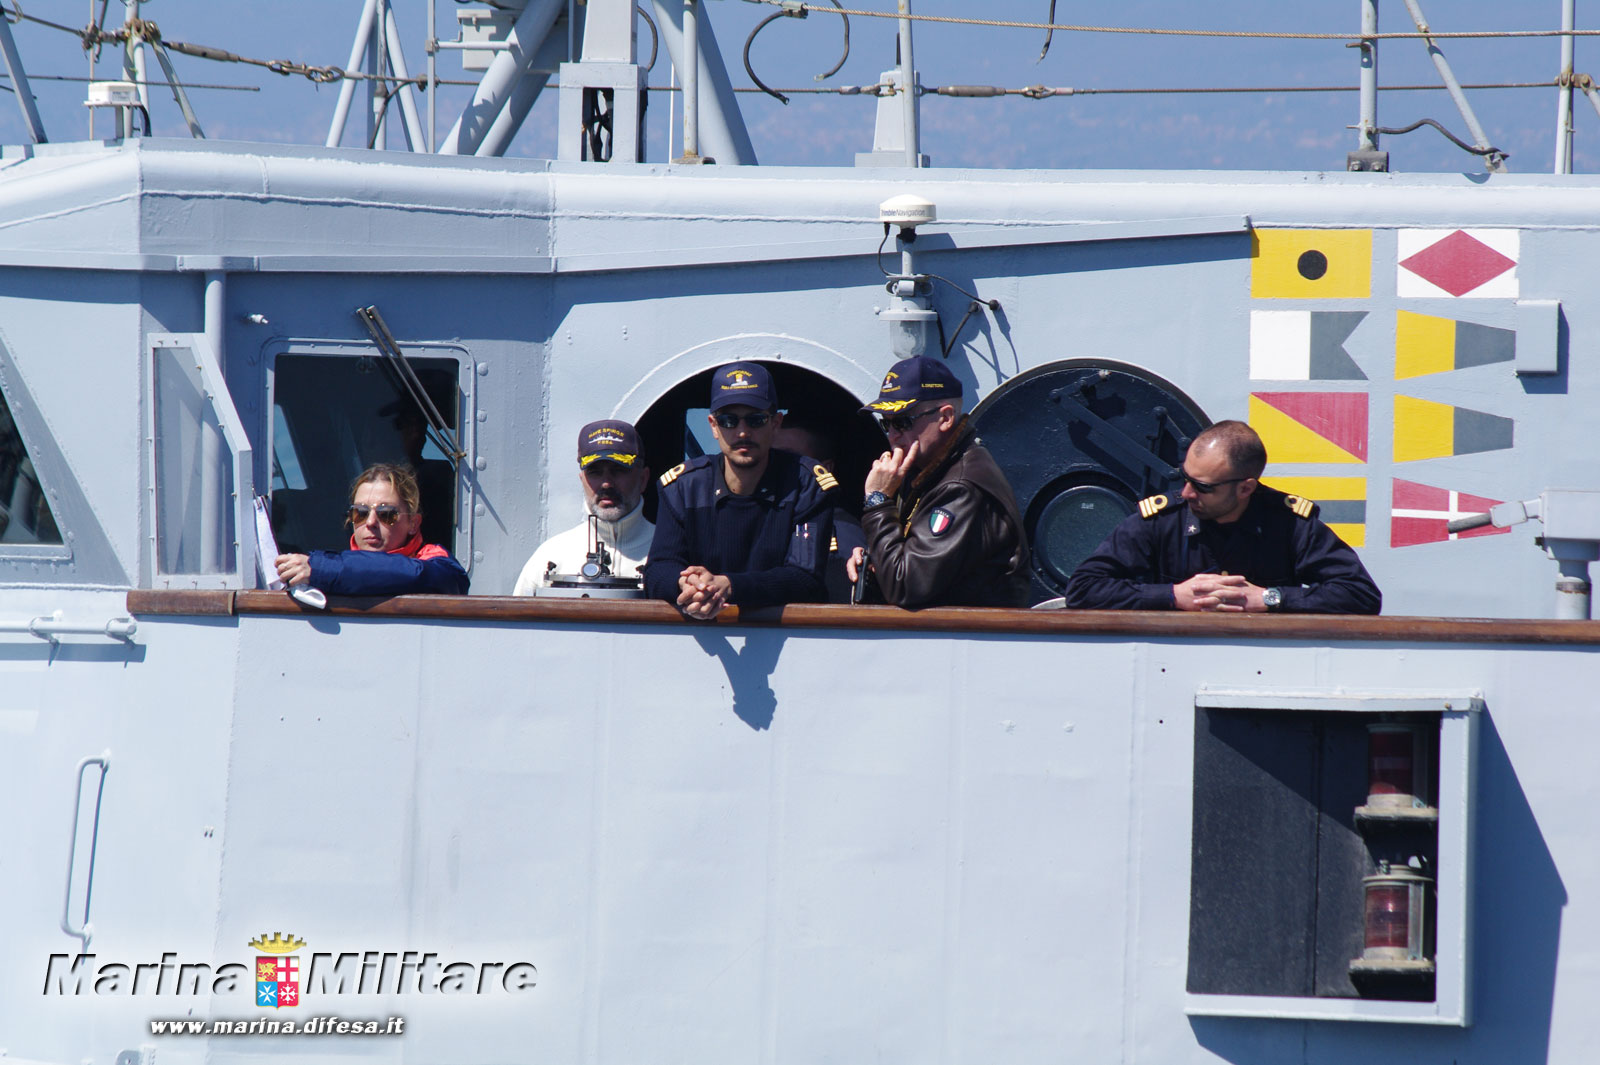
[[852, 356, 1029, 608], [1064, 420, 1381, 613], [644, 362, 835, 619], [773, 415, 865, 603]]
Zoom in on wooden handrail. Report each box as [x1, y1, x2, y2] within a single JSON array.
[[122, 589, 1600, 646]]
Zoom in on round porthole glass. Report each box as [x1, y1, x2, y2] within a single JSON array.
[[1031, 484, 1135, 588]]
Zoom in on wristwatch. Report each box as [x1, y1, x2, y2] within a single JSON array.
[[864, 491, 891, 509], [1262, 587, 1283, 612]]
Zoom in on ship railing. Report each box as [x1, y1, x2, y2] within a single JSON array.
[[123, 590, 1600, 646]]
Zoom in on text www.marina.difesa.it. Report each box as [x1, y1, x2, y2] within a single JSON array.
[[149, 1016, 404, 1036]]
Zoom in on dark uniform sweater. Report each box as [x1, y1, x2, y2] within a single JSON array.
[[1064, 484, 1381, 614], [643, 449, 835, 610]]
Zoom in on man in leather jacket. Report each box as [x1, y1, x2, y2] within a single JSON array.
[[853, 356, 1029, 608]]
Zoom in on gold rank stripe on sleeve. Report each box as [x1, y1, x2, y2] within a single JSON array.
[[659, 463, 685, 486], [813, 464, 839, 491], [1285, 494, 1314, 518], [1138, 494, 1168, 519]]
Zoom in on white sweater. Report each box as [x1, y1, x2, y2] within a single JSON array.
[[511, 504, 654, 595]]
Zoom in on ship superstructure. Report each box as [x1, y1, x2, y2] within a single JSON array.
[[0, 3, 1598, 1063]]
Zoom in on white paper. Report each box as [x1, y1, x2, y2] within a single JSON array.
[[253, 496, 286, 590], [253, 496, 328, 609]]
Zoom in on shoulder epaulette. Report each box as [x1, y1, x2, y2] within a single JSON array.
[[659, 463, 686, 486], [1285, 494, 1314, 519], [813, 464, 839, 491], [1138, 494, 1170, 519]]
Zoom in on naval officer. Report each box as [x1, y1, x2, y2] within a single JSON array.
[[851, 356, 1029, 608], [1064, 420, 1381, 613], [643, 362, 835, 619]]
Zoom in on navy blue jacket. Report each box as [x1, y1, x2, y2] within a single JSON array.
[[1064, 485, 1381, 614], [644, 450, 834, 610], [307, 545, 469, 596]]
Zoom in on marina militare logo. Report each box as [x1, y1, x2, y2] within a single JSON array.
[[251, 932, 304, 1008], [43, 931, 538, 999]]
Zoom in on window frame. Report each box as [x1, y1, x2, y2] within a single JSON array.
[[263, 339, 478, 570], [1184, 686, 1480, 1026]]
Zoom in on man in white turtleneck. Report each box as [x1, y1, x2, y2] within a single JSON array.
[[512, 420, 653, 595]]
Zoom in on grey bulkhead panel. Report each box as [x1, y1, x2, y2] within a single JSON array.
[[0, 272, 146, 586], [4, 614, 1559, 1063]]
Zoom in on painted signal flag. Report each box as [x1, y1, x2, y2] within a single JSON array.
[[1249, 392, 1368, 463], [1263, 476, 1368, 546], [1397, 229, 1519, 298], [1395, 310, 1515, 379], [1252, 229, 1372, 299], [1393, 396, 1514, 462], [1250, 311, 1368, 380], [1391, 479, 1509, 546]]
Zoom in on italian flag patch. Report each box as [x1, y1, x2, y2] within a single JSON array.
[[928, 507, 954, 536]]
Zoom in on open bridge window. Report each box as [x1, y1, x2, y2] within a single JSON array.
[[270, 353, 463, 557], [1184, 687, 1479, 1026], [0, 386, 60, 544]]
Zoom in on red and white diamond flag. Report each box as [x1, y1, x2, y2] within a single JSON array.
[[1397, 229, 1518, 298]]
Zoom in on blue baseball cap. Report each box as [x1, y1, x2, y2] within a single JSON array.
[[577, 420, 643, 468], [863, 356, 964, 413], [709, 361, 777, 412]]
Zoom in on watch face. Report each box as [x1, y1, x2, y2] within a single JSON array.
[[1264, 588, 1282, 608]]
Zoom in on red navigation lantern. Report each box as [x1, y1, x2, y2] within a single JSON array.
[[1365, 722, 1432, 810], [1352, 862, 1435, 973]]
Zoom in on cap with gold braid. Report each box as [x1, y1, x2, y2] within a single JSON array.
[[577, 420, 642, 469], [863, 355, 963, 414]]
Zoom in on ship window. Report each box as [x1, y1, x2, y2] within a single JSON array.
[[1185, 687, 1479, 1026], [270, 354, 461, 556], [271, 405, 308, 492], [0, 384, 62, 544]]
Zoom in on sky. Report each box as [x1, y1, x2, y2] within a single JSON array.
[[0, 0, 1591, 175]]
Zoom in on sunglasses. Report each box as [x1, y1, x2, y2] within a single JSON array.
[[348, 503, 407, 526], [878, 408, 941, 434], [1178, 470, 1250, 495], [713, 411, 773, 430]]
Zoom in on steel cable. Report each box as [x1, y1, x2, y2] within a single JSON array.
[[740, 0, 1600, 42]]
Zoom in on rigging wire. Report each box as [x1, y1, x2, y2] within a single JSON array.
[[739, 0, 1600, 42], [637, 5, 659, 73], [633, 80, 1558, 97], [743, 0, 848, 105], [1376, 117, 1507, 158], [1037, 0, 1055, 62], [0, 72, 258, 91]]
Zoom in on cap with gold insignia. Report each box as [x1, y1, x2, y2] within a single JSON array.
[[862, 355, 964, 414], [577, 419, 643, 469], [709, 361, 777, 412]]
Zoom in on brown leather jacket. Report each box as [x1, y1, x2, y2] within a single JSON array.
[[861, 419, 1030, 608]]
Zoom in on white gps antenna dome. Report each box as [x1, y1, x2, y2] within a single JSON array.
[[879, 194, 937, 235]]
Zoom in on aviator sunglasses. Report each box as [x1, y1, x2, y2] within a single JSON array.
[[713, 411, 773, 430], [1177, 469, 1251, 495], [877, 407, 941, 434], [348, 503, 407, 526]]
